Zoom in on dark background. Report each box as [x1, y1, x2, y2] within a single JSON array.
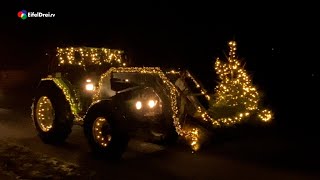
[[1, 1, 319, 128]]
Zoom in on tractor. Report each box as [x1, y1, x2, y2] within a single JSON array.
[[31, 47, 214, 159]]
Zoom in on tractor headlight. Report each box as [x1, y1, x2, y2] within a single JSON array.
[[135, 99, 158, 110], [85, 79, 95, 91], [85, 83, 94, 91], [135, 101, 142, 110], [147, 99, 157, 108], [133, 87, 162, 116]]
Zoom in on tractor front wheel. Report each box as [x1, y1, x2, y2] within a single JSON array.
[[84, 109, 129, 160]]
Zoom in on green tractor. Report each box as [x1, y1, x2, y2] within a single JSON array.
[[31, 47, 214, 159]]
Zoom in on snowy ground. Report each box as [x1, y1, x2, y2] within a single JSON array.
[[0, 140, 94, 179]]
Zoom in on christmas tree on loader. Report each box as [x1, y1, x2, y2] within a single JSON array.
[[208, 41, 273, 125]]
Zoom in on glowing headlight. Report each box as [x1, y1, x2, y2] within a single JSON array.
[[85, 83, 94, 91], [134, 87, 162, 115], [148, 100, 157, 108], [135, 101, 142, 110], [85, 79, 95, 91]]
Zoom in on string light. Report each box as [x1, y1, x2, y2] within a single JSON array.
[[166, 70, 222, 127], [185, 127, 201, 151], [166, 70, 211, 100], [208, 41, 273, 124], [258, 109, 273, 122], [56, 47, 126, 67], [40, 77, 82, 120], [165, 70, 180, 74], [185, 71, 211, 100]]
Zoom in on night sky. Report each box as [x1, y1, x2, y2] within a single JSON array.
[[1, 1, 319, 125]]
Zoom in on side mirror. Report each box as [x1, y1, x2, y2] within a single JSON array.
[[110, 78, 136, 92]]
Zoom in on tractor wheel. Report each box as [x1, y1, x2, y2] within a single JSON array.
[[83, 109, 129, 160], [32, 82, 73, 144]]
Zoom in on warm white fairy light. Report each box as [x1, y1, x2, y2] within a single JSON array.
[[258, 109, 273, 122], [56, 47, 126, 67], [209, 41, 273, 124], [40, 77, 82, 119]]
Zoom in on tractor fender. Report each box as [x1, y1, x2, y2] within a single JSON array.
[[35, 78, 82, 118]]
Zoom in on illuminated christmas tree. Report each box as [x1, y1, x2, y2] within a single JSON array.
[[208, 41, 273, 125]]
